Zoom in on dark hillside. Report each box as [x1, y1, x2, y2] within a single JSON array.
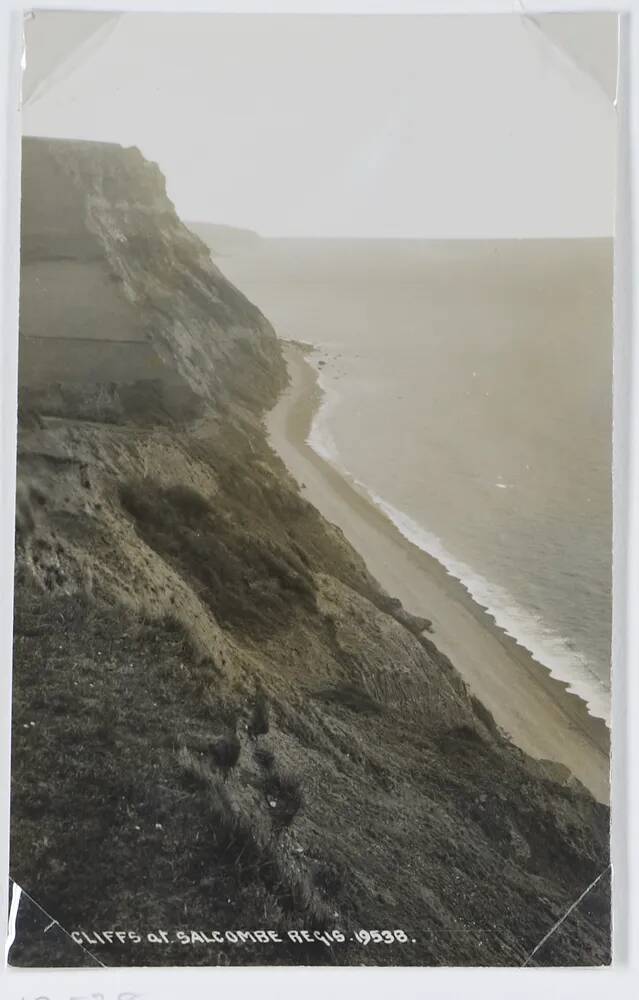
[[10, 137, 610, 967]]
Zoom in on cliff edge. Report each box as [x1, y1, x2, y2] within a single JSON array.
[[11, 137, 610, 968]]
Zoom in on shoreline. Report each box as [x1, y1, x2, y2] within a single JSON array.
[[266, 342, 610, 804]]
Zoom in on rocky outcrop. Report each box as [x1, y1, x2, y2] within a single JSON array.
[[19, 138, 285, 418], [10, 138, 610, 968], [186, 221, 262, 256]]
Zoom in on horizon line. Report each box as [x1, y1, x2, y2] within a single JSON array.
[[185, 225, 615, 242]]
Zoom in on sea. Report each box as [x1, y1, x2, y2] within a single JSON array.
[[220, 238, 613, 723]]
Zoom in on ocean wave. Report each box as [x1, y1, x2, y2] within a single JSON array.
[[304, 362, 611, 726], [363, 492, 611, 725], [306, 366, 343, 465]]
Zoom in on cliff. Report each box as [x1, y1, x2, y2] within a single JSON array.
[[186, 221, 262, 256], [11, 137, 610, 968], [19, 138, 283, 419]]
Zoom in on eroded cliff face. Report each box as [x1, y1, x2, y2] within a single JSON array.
[[11, 138, 610, 968], [20, 137, 286, 420]]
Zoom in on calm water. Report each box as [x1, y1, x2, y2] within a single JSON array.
[[220, 238, 613, 722]]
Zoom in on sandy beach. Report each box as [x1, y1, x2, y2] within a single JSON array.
[[267, 342, 610, 804]]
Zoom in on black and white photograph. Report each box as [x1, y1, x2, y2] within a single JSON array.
[[6, 6, 619, 970]]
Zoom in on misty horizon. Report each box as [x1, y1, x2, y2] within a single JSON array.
[[24, 11, 618, 240]]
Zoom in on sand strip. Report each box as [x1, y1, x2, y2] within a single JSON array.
[[266, 342, 610, 804]]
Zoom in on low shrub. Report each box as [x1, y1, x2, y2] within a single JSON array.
[[316, 683, 382, 716], [163, 484, 212, 523], [119, 478, 317, 638], [254, 745, 275, 771], [263, 769, 304, 831], [248, 685, 270, 739]]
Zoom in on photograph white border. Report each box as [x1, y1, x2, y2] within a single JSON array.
[[0, 1, 636, 997]]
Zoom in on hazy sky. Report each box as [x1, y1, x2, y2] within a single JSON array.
[[23, 12, 618, 238]]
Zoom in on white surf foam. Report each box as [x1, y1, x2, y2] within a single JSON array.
[[306, 364, 343, 465], [363, 492, 611, 725], [304, 359, 611, 726]]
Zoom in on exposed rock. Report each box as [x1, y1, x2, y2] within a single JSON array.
[[10, 138, 610, 969]]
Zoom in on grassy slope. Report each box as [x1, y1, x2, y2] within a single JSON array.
[[10, 138, 611, 967], [11, 415, 610, 967]]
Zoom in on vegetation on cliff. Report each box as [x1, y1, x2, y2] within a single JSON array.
[[11, 138, 610, 967]]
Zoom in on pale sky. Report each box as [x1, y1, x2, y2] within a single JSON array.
[[23, 11, 618, 238]]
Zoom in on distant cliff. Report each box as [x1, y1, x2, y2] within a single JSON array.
[[11, 137, 610, 968], [186, 220, 261, 256]]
